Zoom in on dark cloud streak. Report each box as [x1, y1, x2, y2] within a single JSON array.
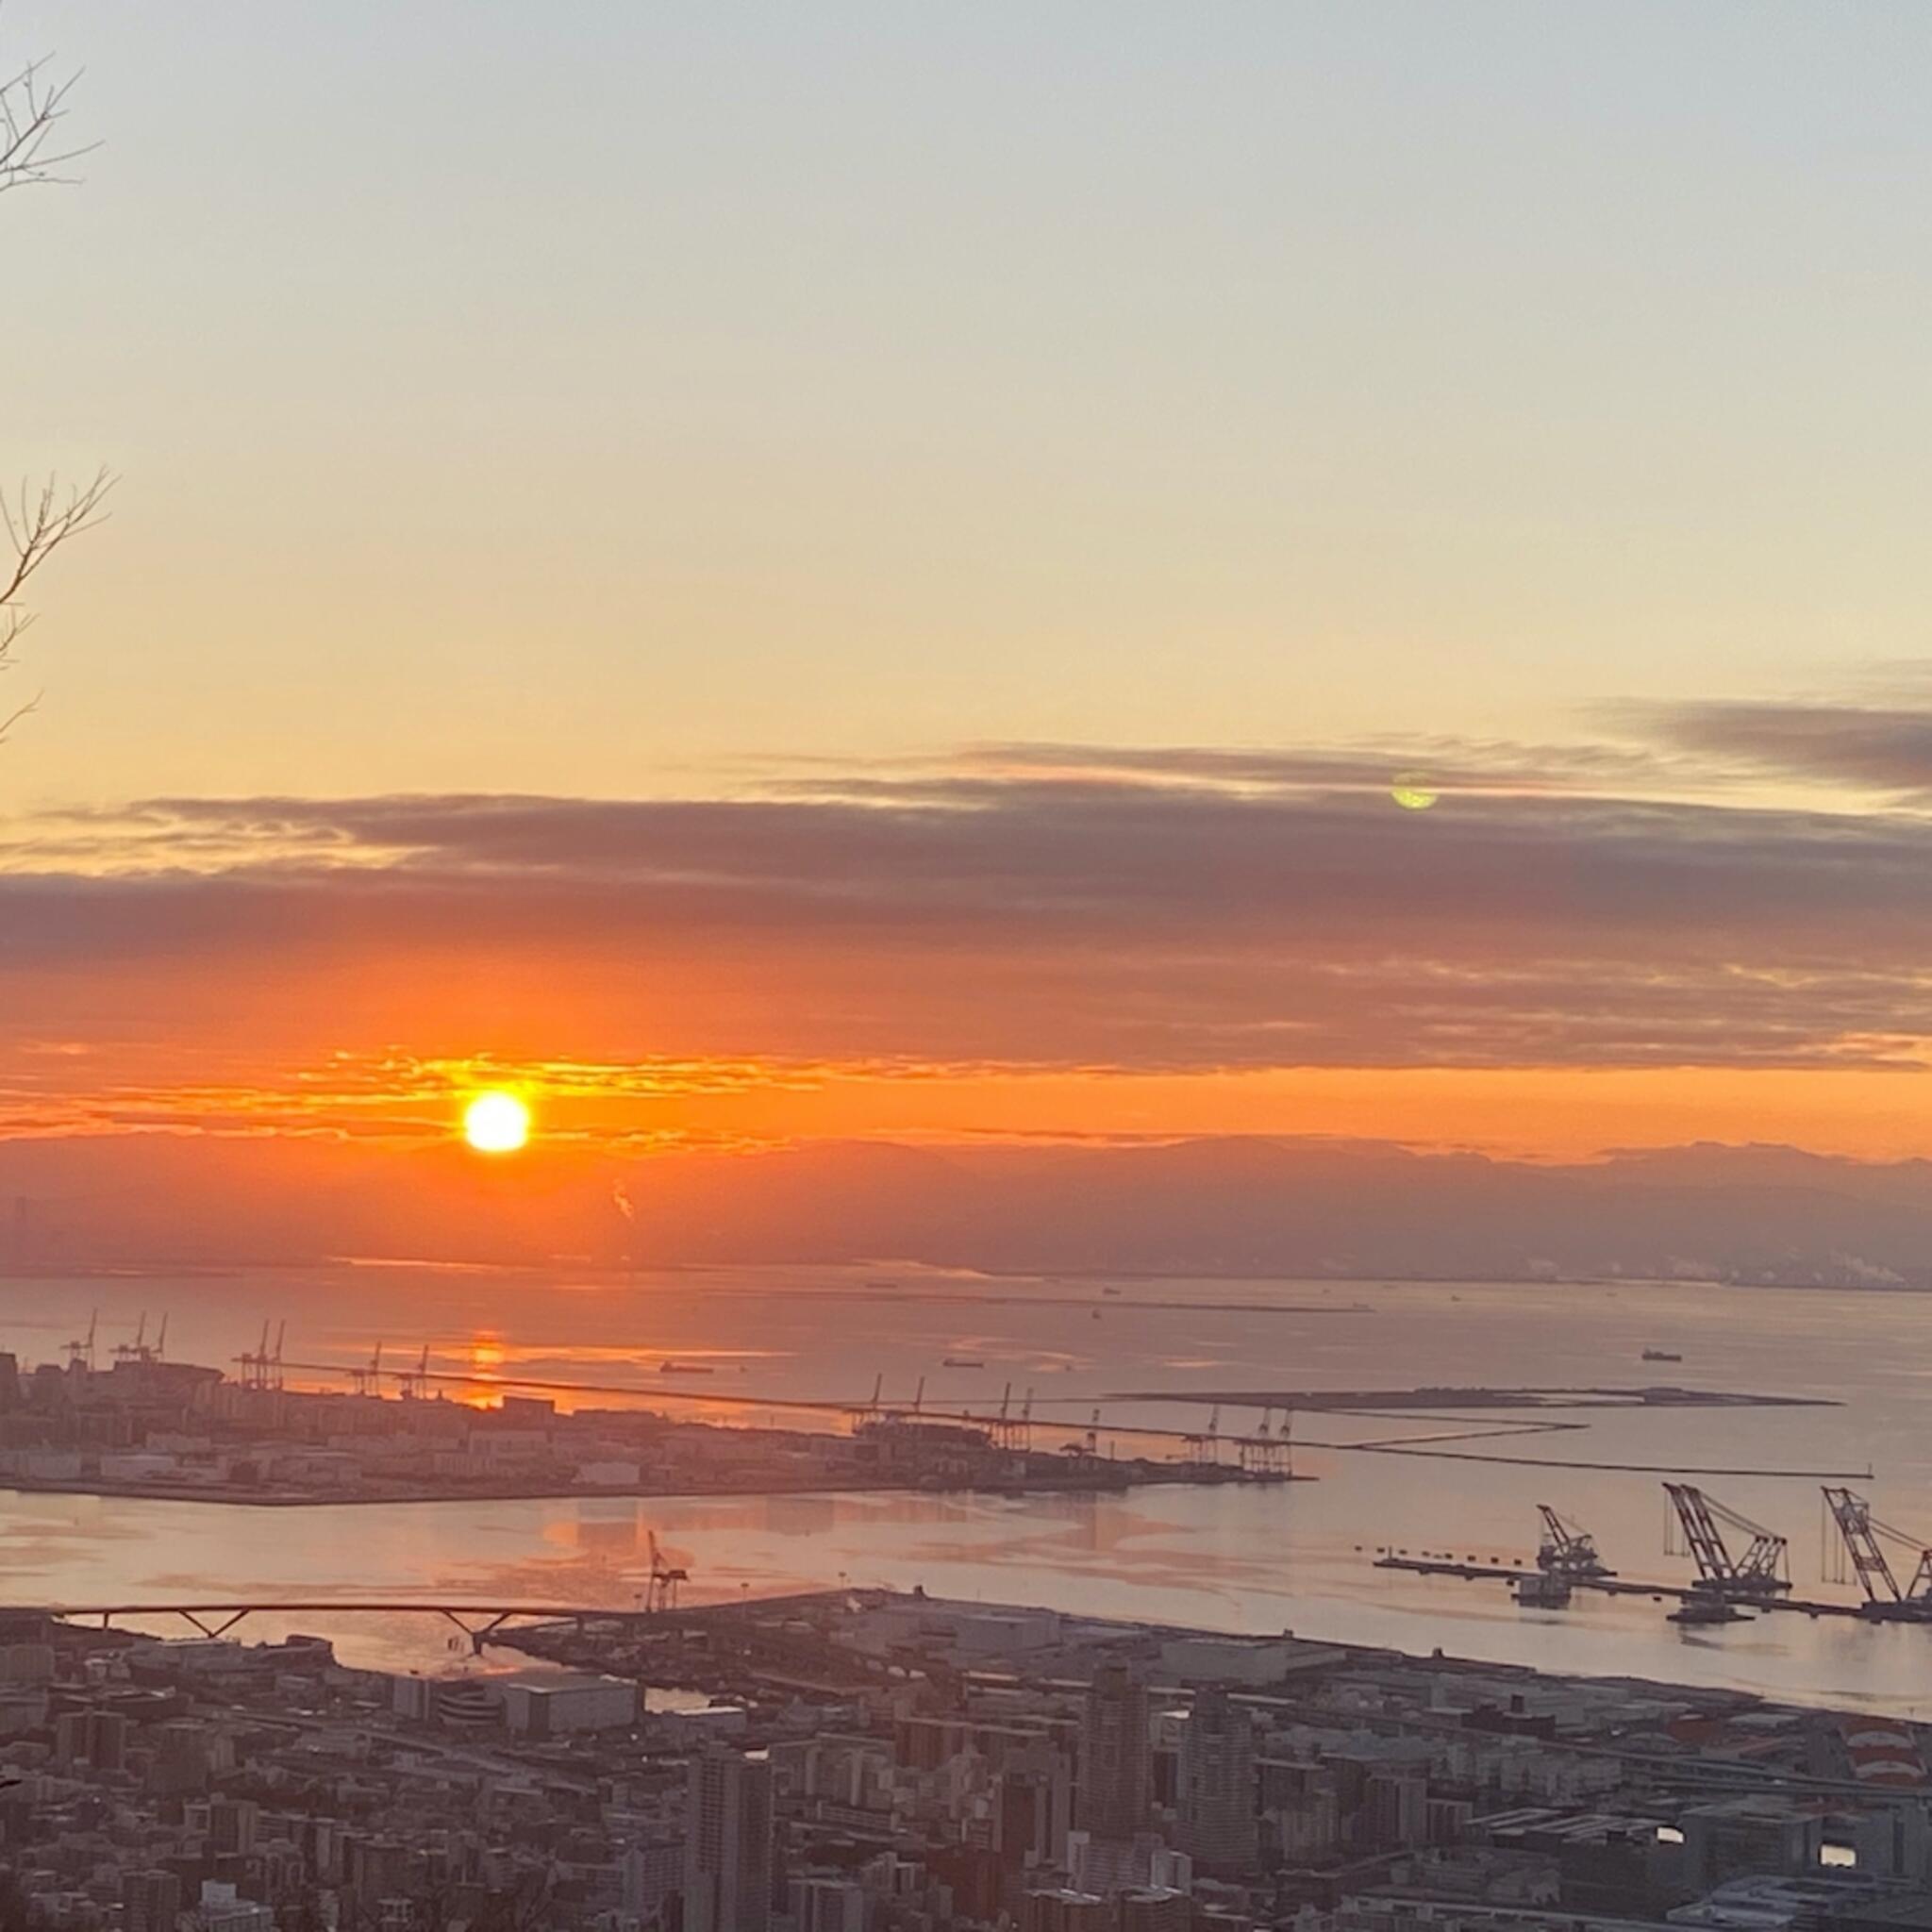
[[8, 758, 1932, 1072]]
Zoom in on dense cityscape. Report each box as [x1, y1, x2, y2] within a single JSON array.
[[7, 1559, 1932, 1932]]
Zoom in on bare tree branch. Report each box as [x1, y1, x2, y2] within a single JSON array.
[[0, 51, 96, 194], [1, 22, 107, 739], [0, 468, 114, 668]]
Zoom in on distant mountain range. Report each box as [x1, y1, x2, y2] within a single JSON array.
[[6, 1132, 1932, 1289]]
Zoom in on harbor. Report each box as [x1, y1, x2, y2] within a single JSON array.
[[10, 1268, 1932, 1714]]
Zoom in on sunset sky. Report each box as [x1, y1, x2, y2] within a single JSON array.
[[9, 1, 1932, 1209]]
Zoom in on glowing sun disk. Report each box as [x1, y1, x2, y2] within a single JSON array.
[[464, 1091, 530, 1154]]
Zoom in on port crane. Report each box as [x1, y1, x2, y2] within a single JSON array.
[[112, 1313, 149, 1367], [399, 1343, 432, 1400], [845, 1374, 886, 1433], [111, 1312, 171, 1367], [236, 1321, 286, 1391], [1182, 1405, 1222, 1466], [1822, 1487, 1932, 1620], [1536, 1505, 1613, 1579], [992, 1384, 1036, 1454], [63, 1309, 97, 1372], [237, 1322, 269, 1391], [1664, 1482, 1790, 1600], [1239, 1405, 1293, 1478], [643, 1532, 688, 1614], [351, 1341, 384, 1397]]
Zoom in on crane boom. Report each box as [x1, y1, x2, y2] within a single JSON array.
[[1823, 1487, 1900, 1602], [1664, 1483, 1790, 1598], [1536, 1504, 1612, 1578], [1822, 1486, 1932, 1611]]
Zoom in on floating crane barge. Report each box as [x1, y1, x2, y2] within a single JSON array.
[[1821, 1486, 1932, 1623], [1375, 1488, 1914, 1626]]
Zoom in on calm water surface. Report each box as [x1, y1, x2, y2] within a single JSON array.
[[6, 1267, 1932, 1708]]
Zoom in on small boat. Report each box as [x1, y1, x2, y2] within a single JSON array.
[[1102, 1288, 1123, 1297], [1641, 1348, 1682, 1362], [659, 1361, 715, 1376], [942, 1357, 985, 1369]]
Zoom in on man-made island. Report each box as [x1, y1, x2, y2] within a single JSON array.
[[0, 1346, 1298, 1507]]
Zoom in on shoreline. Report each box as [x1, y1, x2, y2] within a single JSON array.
[[9, 1262, 1932, 1296], [0, 1465, 1310, 1511]]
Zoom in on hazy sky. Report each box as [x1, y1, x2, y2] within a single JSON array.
[[8, 3, 1932, 1210], [9, 0, 1932, 802]]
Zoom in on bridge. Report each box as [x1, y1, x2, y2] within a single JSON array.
[[18, 1600, 658, 1648]]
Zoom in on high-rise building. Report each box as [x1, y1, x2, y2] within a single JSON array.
[[996, 1741, 1074, 1870], [787, 1874, 865, 1932], [121, 1870, 182, 1932], [685, 1746, 774, 1932], [1022, 1890, 1112, 1932], [1119, 1890, 1191, 1932], [58, 1707, 128, 1771], [622, 1840, 685, 1925], [1077, 1663, 1150, 1841], [148, 1719, 213, 1796], [87, 1709, 128, 1772], [208, 1795, 260, 1857], [1179, 1688, 1257, 1874], [347, 1835, 411, 1906]]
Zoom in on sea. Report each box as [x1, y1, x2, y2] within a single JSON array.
[[6, 1264, 1932, 1714]]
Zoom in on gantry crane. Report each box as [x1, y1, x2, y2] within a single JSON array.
[[845, 1374, 886, 1433], [1182, 1405, 1222, 1466], [351, 1341, 384, 1396], [992, 1383, 1036, 1454], [1537, 1505, 1614, 1579], [112, 1313, 148, 1366], [399, 1342, 431, 1399], [1664, 1483, 1790, 1600], [1822, 1487, 1932, 1621], [236, 1320, 271, 1391], [1239, 1405, 1294, 1477], [644, 1532, 688, 1614], [63, 1309, 97, 1372]]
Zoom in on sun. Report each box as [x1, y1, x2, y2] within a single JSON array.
[[463, 1091, 531, 1155]]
